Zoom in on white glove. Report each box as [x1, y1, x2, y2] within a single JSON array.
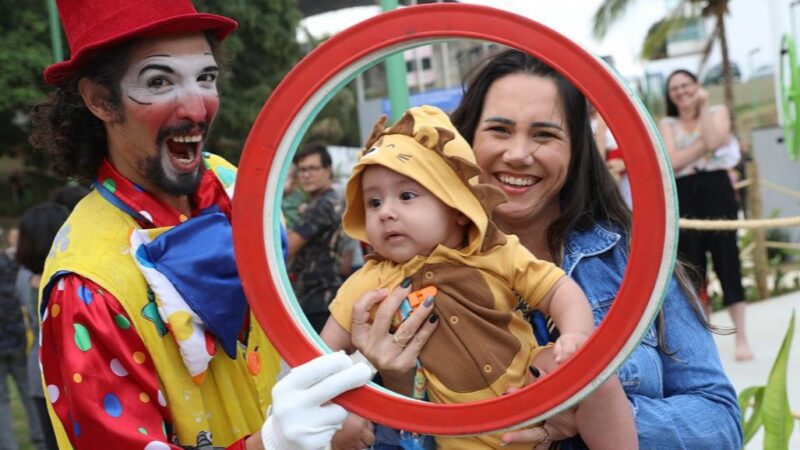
[[261, 352, 373, 450]]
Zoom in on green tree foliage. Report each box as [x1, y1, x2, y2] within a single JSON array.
[[194, 0, 303, 163], [0, 0, 53, 158]]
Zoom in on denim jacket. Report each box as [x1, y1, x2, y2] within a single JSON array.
[[561, 223, 742, 449]]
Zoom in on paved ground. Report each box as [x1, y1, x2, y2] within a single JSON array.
[[711, 290, 800, 449]]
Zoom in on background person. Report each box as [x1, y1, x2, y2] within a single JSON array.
[[0, 226, 46, 450], [28, 1, 373, 448], [287, 142, 346, 332], [16, 202, 71, 450], [658, 69, 753, 362]]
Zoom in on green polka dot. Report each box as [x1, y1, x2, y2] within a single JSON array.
[[138, 427, 147, 435], [73, 323, 91, 351], [114, 314, 131, 330], [102, 178, 116, 193], [162, 421, 168, 437]]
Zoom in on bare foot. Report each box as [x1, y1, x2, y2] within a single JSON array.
[[735, 345, 754, 362]]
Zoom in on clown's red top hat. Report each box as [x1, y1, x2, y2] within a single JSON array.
[[44, 0, 237, 86]]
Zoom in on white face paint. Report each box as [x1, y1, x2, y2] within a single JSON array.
[[121, 52, 219, 107], [102, 34, 221, 202]]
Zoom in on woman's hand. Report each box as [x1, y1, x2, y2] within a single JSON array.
[[692, 86, 709, 112], [331, 414, 375, 450], [501, 366, 579, 448], [350, 281, 438, 394]]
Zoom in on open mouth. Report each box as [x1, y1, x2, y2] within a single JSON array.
[[165, 134, 202, 171]]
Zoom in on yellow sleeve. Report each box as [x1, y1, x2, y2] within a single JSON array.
[[328, 261, 383, 333], [505, 237, 565, 309]]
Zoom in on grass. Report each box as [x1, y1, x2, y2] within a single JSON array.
[[6, 374, 35, 450]]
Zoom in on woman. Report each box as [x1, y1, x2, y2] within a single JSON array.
[[659, 69, 753, 362], [16, 202, 71, 450], [352, 50, 742, 449]]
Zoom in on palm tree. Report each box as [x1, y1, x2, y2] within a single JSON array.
[[592, 0, 738, 135]]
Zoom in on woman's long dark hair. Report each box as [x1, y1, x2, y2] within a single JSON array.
[[664, 69, 698, 118], [452, 49, 630, 262], [16, 203, 70, 274], [451, 49, 722, 347]]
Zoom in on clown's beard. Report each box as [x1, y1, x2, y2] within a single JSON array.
[[141, 152, 205, 197]]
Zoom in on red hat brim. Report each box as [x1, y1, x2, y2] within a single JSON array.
[[44, 13, 237, 86]]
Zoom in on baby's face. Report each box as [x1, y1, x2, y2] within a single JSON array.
[[361, 165, 467, 264]]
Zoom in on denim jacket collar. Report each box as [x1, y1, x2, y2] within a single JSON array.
[[562, 223, 621, 276]]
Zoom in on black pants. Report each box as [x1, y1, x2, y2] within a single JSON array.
[[676, 170, 745, 306], [34, 396, 58, 450]]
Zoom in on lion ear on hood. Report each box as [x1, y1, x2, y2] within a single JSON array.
[[387, 111, 416, 137], [471, 184, 508, 216], [446, 156, 482, 183], [363, 115, 389, 154]]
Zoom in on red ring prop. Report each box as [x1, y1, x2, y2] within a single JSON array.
[[234, 3, 674, 435]]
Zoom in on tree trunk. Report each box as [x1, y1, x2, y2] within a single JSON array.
[[716, 10, 738, 138]]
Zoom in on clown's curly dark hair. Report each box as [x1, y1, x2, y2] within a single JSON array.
[[29, 42, 136, 182]]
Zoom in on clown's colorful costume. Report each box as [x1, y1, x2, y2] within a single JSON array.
[[40, 154, 281, 450], [329, 106, 565, 450]]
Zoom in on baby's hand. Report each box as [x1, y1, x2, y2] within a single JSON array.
[[553, 332, 588, 364]]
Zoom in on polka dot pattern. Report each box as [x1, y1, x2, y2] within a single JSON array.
[[139, 392, 150, 403], [47, 385, 60, 403], [73, 323, 91, 351], [133, 351, 146, 364], [138, 427, 148, 435], [110, 359, 128, 377], [157, 390, 167, 407], [72, 415, 80, 437], [139, 210, 153, 222], [73, 373, 82, 383], [144, 441, 170, 450], [102, 393, 122, 418], [77, 285, 93, 305], [204, 331, 216, 356], [114, 314, 131, 330], [51, 303, 60, 318], [102, 178, 116, 193]]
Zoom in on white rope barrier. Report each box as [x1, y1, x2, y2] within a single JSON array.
[[678, 216, 800, 230]]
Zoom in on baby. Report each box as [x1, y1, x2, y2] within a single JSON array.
[[321, 106, 636, 449]]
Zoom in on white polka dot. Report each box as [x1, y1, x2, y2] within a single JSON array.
[[47, 385, 60, 403], [110, 359, 128, 377], [41, 308, 49, 323], [157, 390, 167, 407], [139, 210, 153, 222], [144, 441, 170, 450], [57, 278, 65, 291]]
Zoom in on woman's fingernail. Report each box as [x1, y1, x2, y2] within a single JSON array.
[[529, 366, 541, 378], [428, 314, 439, 324], [423, 295, 435, 307], [400, 277, 412, 288]]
